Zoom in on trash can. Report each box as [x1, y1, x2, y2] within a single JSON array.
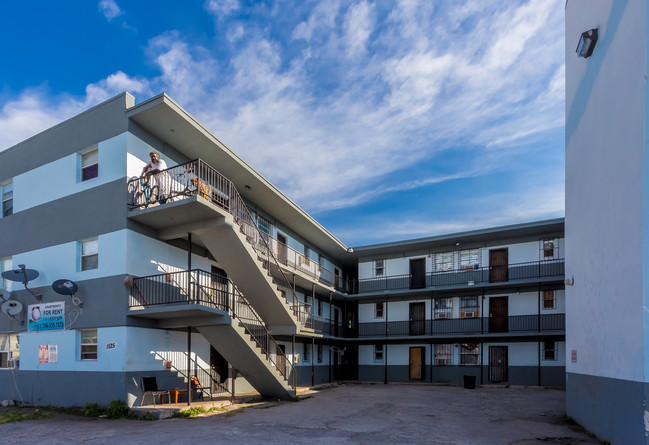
[[463, 375, 476, 389]]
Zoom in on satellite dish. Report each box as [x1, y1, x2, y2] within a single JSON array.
[[1, 300, 23, 317], [1, 265, 41, 300], [1, 265, 39, 284], [52, 279, 78, 296]]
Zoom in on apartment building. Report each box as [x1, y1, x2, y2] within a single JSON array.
[[0, 92, 564, 407], [351, 220, 565, 386]]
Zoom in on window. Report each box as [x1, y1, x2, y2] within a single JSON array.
[[459, 249, 481, 270], [543, 341, 557, 361], [374, 344, 384, 362], [317, 299, 323, 317], [543, 290, 556, 310], [374, 259, 385, 277], [1, 180, 13, 217], [1, 257, 12, 292], [302, 343, 310, 363], [434, 297, 452, 319], [375, 302, 384, 318], [541, 238, 558, 260], [318, 254, 325, 271], [80, 238, 98, 271], [317, 345, 323, 363], [257, 215, 272, 235], [460, 296, 479, 318], [81, 148, 98, 181], [460, 343, 479, 365], [433, 252, 454, 272], [80, 329, 97, 360], [0, 334, 19, 368], [434, 344, 451, 365]]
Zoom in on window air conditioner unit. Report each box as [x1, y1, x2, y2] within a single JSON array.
[[461, 311, 478, 319], [436, 312, 449, 319], [436, 359, 450, 366], [7, 359, 17, 369]]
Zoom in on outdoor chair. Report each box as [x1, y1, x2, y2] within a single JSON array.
[[191, 375, 207, 401], [141, 376, 170, 407]]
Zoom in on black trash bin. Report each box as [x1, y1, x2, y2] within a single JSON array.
[[463, 375, 476, 389]]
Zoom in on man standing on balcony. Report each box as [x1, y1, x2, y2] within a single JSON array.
[[142, 151, 169, 204]]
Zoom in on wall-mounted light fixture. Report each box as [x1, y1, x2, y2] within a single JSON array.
[[576, 28, 598, 58]]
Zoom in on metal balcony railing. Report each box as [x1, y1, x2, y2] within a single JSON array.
[[357, 313, 565, 337], [127, 159, 310, 327], [130, 269, 296, 389], [248, 233, 352, 293], [354, 259, 565, 294]]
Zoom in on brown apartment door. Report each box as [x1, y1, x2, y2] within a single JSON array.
[[410, 258, 426, 289], [276, 344, 286, 377], [489, 297, 509, 332], [489, 249, 508, 282], [277, 233, 288, 265], [211, 266, 228, 307], [409, 347, 425, 380], [409, 302, 426, 335], [210, 346, 229, 390]]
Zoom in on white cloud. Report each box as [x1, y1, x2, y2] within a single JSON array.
[[98, 0, 123, 21], [0, 1, 566, 242], [342, 1, 374, 58], [205, 0, 239, 18]]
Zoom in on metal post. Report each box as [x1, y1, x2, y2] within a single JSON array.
[[187, 326, 192, 407], [385, 294, 389, 337], [187, 233, 192, 270], [384, 344, 388, 384], [537, 286, 541, 332], [231, 369, 236, 404], [537, 340, 541, 386], [311, 337, 315, 386], [481, 290, 485, 334], [480, 343, 484, 385], [187, 233, 192, 303], [292, 334, 296, 386], [328, 347, 332, 383]]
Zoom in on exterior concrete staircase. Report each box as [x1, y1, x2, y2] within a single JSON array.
[[130, 269, 296, 399], [194, 204, 312, 334]]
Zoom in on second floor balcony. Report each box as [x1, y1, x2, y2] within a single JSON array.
[[358, 313, 565, 338]]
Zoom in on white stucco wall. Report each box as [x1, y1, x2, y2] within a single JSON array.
[[10, 229, 217, 289], [566, 0, 647, 381], [19, 327, 209, 372]]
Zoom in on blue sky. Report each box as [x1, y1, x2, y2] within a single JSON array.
[[0, 0, 565, 246]]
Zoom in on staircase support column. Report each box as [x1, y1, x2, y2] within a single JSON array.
[[187, 326, 192, 406]]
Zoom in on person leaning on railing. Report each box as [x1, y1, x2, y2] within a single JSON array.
[[141, 151, 170, 203]]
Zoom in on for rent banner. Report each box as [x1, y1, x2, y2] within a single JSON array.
[[28, 301, 65, 332]]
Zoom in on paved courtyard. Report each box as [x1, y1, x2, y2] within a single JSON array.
[[0, 383, 601, 444]]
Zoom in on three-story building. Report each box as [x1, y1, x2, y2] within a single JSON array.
[[0, 92, 565, 406]]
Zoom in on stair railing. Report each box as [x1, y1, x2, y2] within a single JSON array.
[[127, 158, 312, 328], [132, 269, 296, 390]]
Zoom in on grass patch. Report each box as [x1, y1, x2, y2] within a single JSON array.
[[563, 415, 577, 426], [171, 405, 226, 418], [83, 403, 104, 417], [0, 409, 52, 424]]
